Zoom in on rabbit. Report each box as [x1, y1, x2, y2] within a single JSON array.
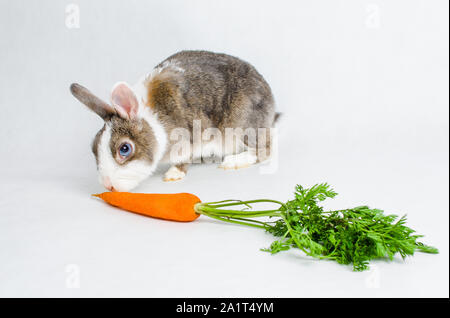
[[70, 50, 279, 192]]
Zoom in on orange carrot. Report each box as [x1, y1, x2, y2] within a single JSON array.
[[92, 184, 438, 271], [93, 192, 201, 222]]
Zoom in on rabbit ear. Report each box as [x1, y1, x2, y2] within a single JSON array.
[[110, 82, 139, 120], [70, 83, 116, 120]]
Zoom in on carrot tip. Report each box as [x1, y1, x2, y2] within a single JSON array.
[[92, 193, 101, 198]]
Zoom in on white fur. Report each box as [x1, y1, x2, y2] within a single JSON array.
[[133, 77, 149, 106], [163, 166, 186, 181], [219, 151, 257, 170], [154, 60, 185, 75]]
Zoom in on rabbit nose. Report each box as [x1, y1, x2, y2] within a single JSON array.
[[103, 177, 114, 191]]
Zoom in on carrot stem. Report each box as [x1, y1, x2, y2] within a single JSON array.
[[199, 211, 268, 229], [194, 200, 284, 235]]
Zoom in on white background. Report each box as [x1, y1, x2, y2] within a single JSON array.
[[0, 0, 448, 297]]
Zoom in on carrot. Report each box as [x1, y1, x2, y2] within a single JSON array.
[[93, 192, 201, 222], [92, 183, 438, 271]]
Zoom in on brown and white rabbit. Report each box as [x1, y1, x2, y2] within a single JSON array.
[[70, 50, 279, 192]]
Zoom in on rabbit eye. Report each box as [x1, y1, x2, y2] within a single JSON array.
[[118, 142, 133, 158]]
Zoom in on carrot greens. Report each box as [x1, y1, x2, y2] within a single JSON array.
[[195, 183, 438, 271]]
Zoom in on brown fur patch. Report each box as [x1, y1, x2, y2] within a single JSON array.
[[146, 78, 161, 109], [146, 71, 183, 113], [107, 116, 156, 165]]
